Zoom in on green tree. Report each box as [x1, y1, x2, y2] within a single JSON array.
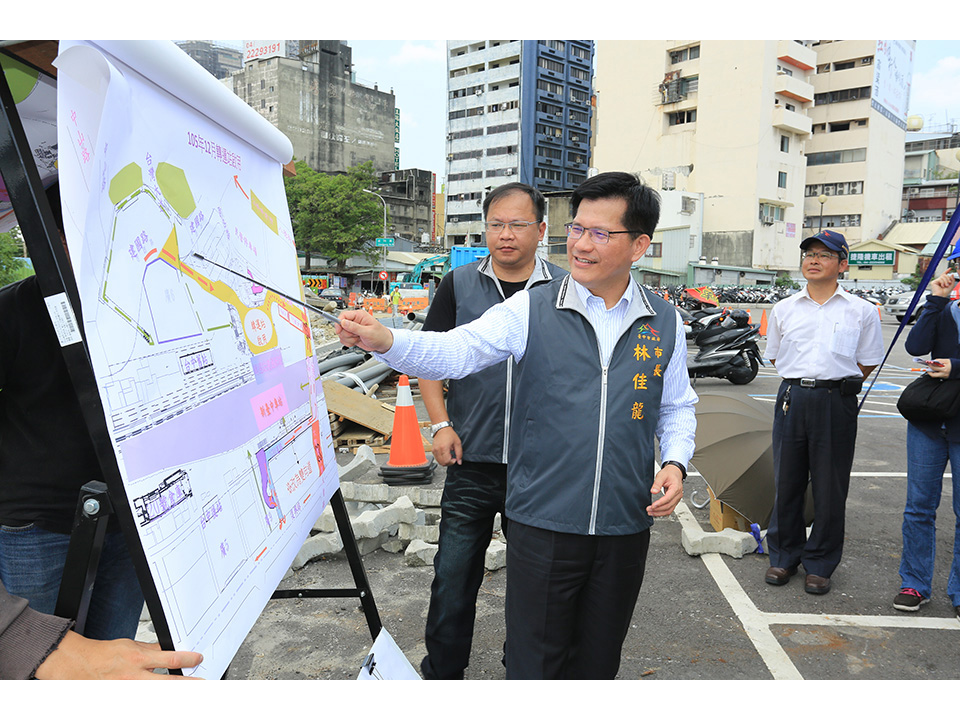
[[284, 160, 384, 272], [0, 227, 31, 287]]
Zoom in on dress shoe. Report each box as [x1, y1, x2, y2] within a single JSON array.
[[804, 574, 831, 594], [764, 566, 797, 586]]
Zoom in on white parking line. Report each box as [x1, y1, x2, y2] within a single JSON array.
[[672, 499, 960, 680]]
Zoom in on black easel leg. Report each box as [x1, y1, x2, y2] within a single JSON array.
[[54, 481, 113, 634]]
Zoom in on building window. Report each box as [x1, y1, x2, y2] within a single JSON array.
[[570, 88, 589, 104], [645, 242, 662, 258], [489, 100, 519, 112], [668, 109, 697, 125], [778, 172, 788, 189], [780, 134, 790, 152], [542, 40, 565, 52], [486, 145, 515, 156], [568, 172, 586, 185], [569, 152, 587, 165], [537, 79, 563, 95], [807, 148, 867, 165], [537, 101, 564, 117], [487, 123, 519, 135], [538, 57, 564, 73], [536, 123, 563, 138], [450, 150, 482, 161], [814, 86, 872, 106], [535, 167, 562, 181], [535, 145, 562, 159], [569, 130, 585, 144], [569, 109, 589, 123], [570, 66, 590, 81], [760, 203, 785, 223], [571, 45, 590, 60], [670, 45, 699, 64]]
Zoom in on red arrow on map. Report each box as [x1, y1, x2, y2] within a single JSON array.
[[234, 175, 248, 199]]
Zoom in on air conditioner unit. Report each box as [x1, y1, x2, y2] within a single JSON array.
[[501, 103, 509, 111], [506, 168, 514, 175], [475, 88, 483, 95], [762, 216, 775, 225]]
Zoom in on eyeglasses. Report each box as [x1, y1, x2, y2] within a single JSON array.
[[564, 223, 643, 244], [801, 251, 839, 261], [485, 220, 538, 234]]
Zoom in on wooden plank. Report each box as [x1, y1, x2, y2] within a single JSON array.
[[322, 379, 399, 436]]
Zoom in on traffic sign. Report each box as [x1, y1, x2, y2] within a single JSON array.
[[375, 237, 394, 247], [379, 271, 388, 280]]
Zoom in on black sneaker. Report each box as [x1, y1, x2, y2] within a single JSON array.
[[893, 588, 929, 612]]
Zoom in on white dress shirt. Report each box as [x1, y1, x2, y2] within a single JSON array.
[[378, 277, 698, 466], [764, 284, 885, 380]]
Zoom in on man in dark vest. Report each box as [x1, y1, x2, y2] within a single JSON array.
[[418, 183, 564, 680], [336, 172, 697, 679]]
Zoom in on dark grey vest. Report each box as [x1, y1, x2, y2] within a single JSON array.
[[446, 255, 564, 463], [507, 276, 678, 535]]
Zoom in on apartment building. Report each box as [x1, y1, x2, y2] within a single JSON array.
[[225, 41, 396, 175], [593, 40, 815, 273], [802, 40, 914, 245], [444, 40, 594, 247], [902, 128, 960, 223]]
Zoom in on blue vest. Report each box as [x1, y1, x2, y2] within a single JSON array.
[[446, 255, 565, 462], [507, 276, 677, 535]]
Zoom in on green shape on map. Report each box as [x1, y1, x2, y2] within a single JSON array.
[[0, 54, 39, 105], [156, 163, 196, 219], [109, 163, 143, 206]]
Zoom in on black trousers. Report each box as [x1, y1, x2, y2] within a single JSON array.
[[768, 382, 858, 577], [504, 520, 650, 679]]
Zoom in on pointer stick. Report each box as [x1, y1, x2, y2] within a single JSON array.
[[190, 252, 341, 325]]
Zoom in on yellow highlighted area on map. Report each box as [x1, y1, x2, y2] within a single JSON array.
[[250, 190, 278, 235], [156, 162, 196, 218], [109, 163, 143, 206]]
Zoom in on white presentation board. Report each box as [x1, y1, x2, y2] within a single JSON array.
[[54, 40, 339, 679]]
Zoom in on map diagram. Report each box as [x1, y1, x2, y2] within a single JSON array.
[[56, 42, 338, 679]]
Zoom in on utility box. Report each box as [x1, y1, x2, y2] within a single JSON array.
[[450, 246, 490, 269]]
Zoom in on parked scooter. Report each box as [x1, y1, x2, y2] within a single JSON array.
[[686, 308, 762, 385], [678, 304, 726, 343]]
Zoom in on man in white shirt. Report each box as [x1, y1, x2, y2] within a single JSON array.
[[336, 172, 697, 679], [763, 230, 884, 595]]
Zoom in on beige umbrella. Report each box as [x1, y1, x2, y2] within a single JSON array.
[[690, 390, 812, 530]]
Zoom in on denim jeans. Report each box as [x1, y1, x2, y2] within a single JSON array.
[[421, 460, 507, 680], [0, 523, 144, 640], [899, 423, 960, 606]]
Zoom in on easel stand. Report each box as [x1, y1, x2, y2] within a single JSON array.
[[271, 488, 383, 641]]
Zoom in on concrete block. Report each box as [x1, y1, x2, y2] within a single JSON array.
[[485, 539, 507, 571], [381, 539, 405, 553], [352, 496, 417, 538], [291, 531, 344, 569], [681, 525, 757, 558], [405, 539, 438, 567], [399, 522, 440, 543], [337, 445, 377, 483], [313, 504, 337, 533], [357, 531, 391, 555]]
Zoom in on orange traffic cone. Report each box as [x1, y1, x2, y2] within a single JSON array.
[[379, 375, 436, 485], [758, 309, 768, 337]]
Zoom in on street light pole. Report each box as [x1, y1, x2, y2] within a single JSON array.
[[818, 193, 827, 232], [363, 188, 388, 295]]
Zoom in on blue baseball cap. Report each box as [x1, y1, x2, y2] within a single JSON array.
[[801, 230, 848, 259]]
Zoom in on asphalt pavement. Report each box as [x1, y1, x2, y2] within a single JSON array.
[[228, 313, 959, 689]]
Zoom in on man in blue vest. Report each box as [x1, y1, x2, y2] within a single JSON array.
[[418, 183, 564, 680], [336, 172, 697, 679]]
